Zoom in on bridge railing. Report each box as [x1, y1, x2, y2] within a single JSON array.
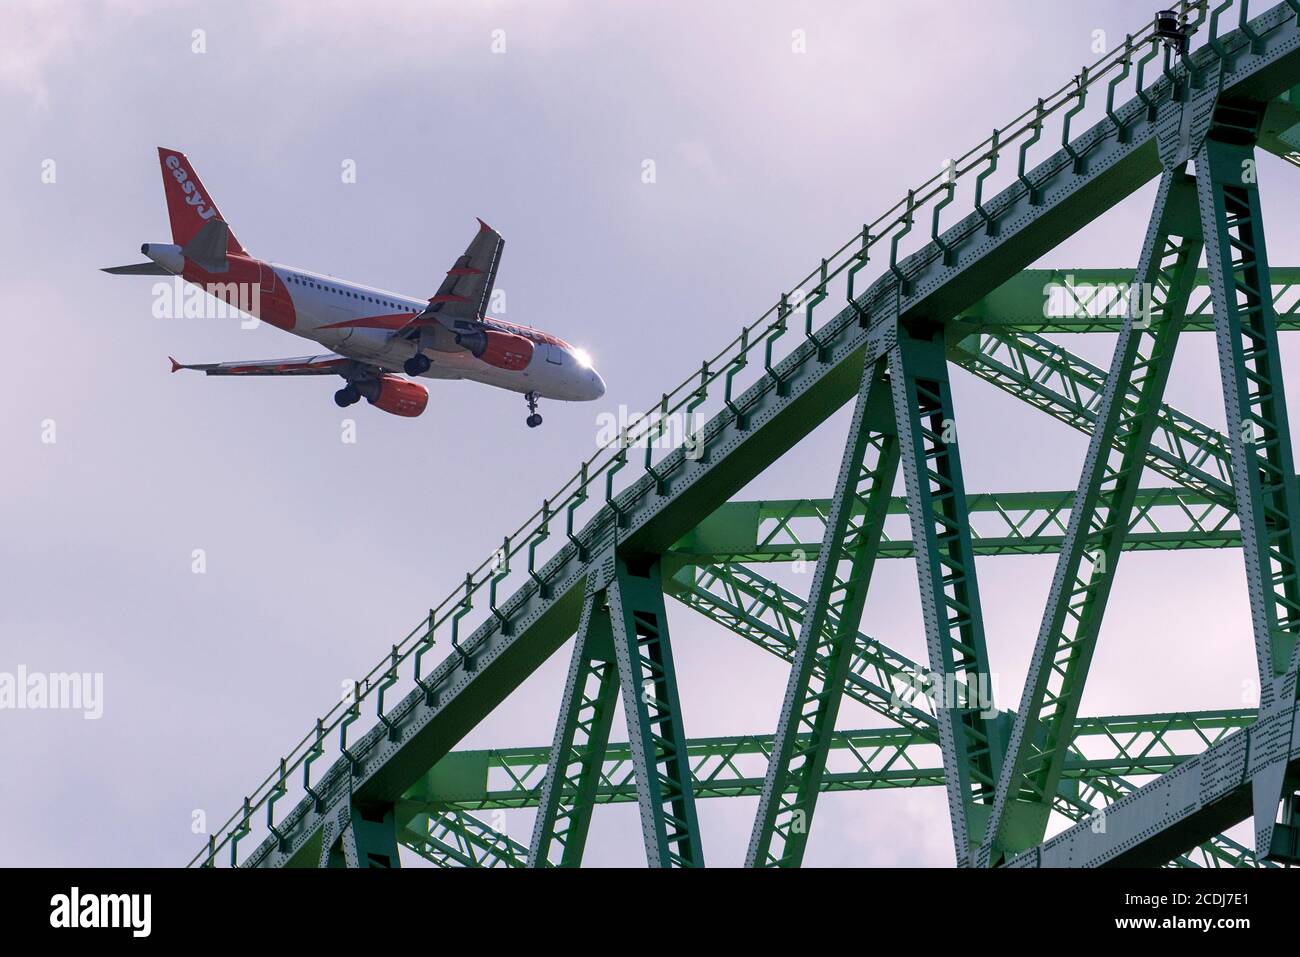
[[191, 0, 1295, 867]]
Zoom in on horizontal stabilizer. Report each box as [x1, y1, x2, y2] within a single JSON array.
[[102, 262, 169, 275]]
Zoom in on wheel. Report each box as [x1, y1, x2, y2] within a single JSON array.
[[334, 385, 360, 408], [404, 353, 431, 376], [527, 413, 543, 428]]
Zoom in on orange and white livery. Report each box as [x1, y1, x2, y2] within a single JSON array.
[[105, 148, 605, 426]]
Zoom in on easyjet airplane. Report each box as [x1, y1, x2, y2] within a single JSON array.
[[104, 148, 605, 426]]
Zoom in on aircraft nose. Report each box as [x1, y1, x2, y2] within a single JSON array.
[[588, 368, 606, 400]]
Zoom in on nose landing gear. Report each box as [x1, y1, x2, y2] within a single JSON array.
[[525, 391, 543, 428]]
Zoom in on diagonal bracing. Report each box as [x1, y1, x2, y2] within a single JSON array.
[[746, 356, 900, 866], [980, 167, 1206, 865], [528, 590, 622, 867]]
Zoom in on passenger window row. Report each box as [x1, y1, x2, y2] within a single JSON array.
[[285, 273, 407, 311]]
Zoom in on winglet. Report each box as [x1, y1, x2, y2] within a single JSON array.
[[477, 217, 493, 233], [169, 356, 183, 373]]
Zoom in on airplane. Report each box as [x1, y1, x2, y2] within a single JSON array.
[[104, 148, 605, 426]]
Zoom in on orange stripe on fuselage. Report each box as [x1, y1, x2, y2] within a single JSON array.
[[317, 313, 416, 331], [179, 256, 297, 331]]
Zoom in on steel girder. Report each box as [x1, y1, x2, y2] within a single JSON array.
[[957, 266, 1300, 334], [980, 168, 1206, 865], [606, 556, 703, 866], [664, 561, 1263, 868], [403, 714, 1256, 812], [891, 325, 1003, 863], [1198, 128, 1300, 860], [398, 711, 1255, 869], [1002, 89, 1300, 871], [316, 802, 401, 869], [747, 357, 900, 866], [527, 590, 621, 867], [671, 486, 1240, 564], [1005, 706, 1300, 868], [219, 4, 1300, 869], [402, 810, 527, 868], [950, 331, 1235, 506]]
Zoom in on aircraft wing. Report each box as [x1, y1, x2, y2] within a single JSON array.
[[400, 219, 504, 333], [169, 354, 355, 376]]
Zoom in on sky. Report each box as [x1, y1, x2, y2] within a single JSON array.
[[3, 0, 1298, 867]]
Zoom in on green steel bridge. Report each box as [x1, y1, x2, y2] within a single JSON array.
[[195, 1, 1300, 868]]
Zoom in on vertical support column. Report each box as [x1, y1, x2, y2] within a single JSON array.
[[319, 801, 401, 868], [746, 356, 899, 867], [1197, 128, 1300, 860], [891, 323, 1002, 866], [528, 589, 621, 867], [608, 556, 704, 867], [979, 168, 1204, 865]]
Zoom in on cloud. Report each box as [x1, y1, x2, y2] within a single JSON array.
[[0, 0, 154, 108]]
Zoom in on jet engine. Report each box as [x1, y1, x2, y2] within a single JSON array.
[[356, 374, 429, 417], [454, 328, 534, 371]]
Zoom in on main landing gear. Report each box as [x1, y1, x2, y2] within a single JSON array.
[[525, 391, 543, 429], [334, 384, 361, 407], [404, 353, 432, 376]]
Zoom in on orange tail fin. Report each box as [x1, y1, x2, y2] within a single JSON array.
[[156, 147, 246, 255]]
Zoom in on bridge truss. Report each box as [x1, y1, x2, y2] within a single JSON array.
[[194, 1, 1300, 868]]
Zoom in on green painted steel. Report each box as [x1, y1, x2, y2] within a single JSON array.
[[981, 167, 1206, 865], [403, 809, 527, 868], [670, 486, 1240, 564], [527, 591, 621, 867], [958, 266, 1300, 334], [403, 713, 1254, 813], [891, 325, 1003, 862], [747, 357, 900, 866], [950, 330, 1235, 505], [192, 2, 1300, 869], [607, 556, 703, 866], [663, 560, 1264, 868], [1197, 128, 1300, 860]]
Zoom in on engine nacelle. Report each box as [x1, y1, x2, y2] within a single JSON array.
[[359, 374, 429, 417], [455, 329, 534, 371]]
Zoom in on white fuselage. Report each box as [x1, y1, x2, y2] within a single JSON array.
[[268, 263, 604, 402]]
